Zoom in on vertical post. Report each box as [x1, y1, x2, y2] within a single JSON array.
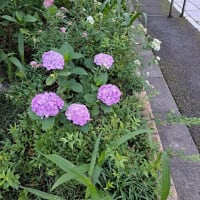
[[180, 0, 187, 17], [168, 0, 174, 18]]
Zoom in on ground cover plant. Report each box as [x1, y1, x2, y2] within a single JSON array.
[[0, 0, 169, 199]]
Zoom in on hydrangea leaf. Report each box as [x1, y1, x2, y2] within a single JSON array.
[[41, 117, 55, 131], [91, 104, 100, 116], [69, 79, 83, 93], [72, 53, 84, 59], [46, 76, 56, 86], [84, 94, 97, 104], [78, 123, 90, 133], [28, 109, 40, 120], [94, 72, 108, 86], [57, 70, 71, 77], [84, 58, 96, 70], [71, 67, 88, 75], [100, 103, 113, 113]]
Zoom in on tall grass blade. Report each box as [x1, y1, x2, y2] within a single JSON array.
[[51, 164, 89, 191], [9, 57, 26, 77], [161, 152, 170, 200], [111, 129, 152, 148], [23, 187, 65, 200], [88, 133, 102, 178], [45, 154, 91, 187], [127, 12, 141, 26], [18, 33, 25, 64]]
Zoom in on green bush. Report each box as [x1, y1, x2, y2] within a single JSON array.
[[0, 0, 166, 199]]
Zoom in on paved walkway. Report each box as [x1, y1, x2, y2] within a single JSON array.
[[140, 0, 200, 199], [169, 0, 200, 30]]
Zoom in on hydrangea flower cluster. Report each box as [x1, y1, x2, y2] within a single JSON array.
[[97, 84, 121, 106], [31, 92, 64, 118], [151, 38, 161, 51], [94, 53, 114, 69], [43, 0, 54, 8], [42, 50, 64, 70], [65, 104, 91, 126], [87, 16, 94, 25]]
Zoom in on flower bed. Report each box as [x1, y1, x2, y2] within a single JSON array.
[[0, 0, 167, 199]]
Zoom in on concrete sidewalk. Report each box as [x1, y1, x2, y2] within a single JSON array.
[[169, 0, 200, 30], [140, 0, 200, 199]]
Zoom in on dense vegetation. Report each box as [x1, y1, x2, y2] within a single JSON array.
[[0, 0, 167, 199]]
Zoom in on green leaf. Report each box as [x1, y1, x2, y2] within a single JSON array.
[[88, 133, 102, 178], [127, 12, 141, 27], [72, 53, 84, 59], [98, 129, 152, 167], [111, 129, 152, 148], [45, 154, 91, 186], [57, 70, 71, 77], [9, 57, 26, 76], [19, 28, 30, 35], [161, 152, 170, 200], [84, 58, 96, 69], [46, 76, 56, 86], [15, 11, 24, 22], [78, 123, 90, 133], [0, 49, 8, 62], [94, 72, 108, 86], [100, 103, 112, 113], [51, 164, 89, 191], [69, 79, 83, 93], [71, 67, 88, 75], [18, 33, 25, 64], [41, 117, 55, 131], [59, 42, 74, 61], [28, 109, 40, 120], [48, 5, 58, 15], [91, 104, 99, 116], [84, 94, 97, 104], [0, 0, 8, 9], [23, 187, 65, 200], [92, 165, 102, 184], [1, 15, 17, 22], [24, 14, 37, 22]]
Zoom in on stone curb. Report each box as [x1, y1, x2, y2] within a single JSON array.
[[141, 50, 200, 200], [139, 90, 178, 200]]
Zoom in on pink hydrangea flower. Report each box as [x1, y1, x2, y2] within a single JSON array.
[[30, 61, 41, 68], [31, 92, 64, 118], [60, 27, 66, 33], [42, 50, 64, 70], [82, 31, 88, 38], [94, 53, 114, 69], [65, 104, 91, 126], [97, 84, 121, 106], [43, 0, 54, 8]]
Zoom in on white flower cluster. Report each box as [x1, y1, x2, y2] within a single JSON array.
[[151, 38, 161, 51], [87, 16, 94, 25], [134, 59, 141, 66]]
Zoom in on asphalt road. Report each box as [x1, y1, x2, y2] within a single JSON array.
[[140, 0, 200, 150]]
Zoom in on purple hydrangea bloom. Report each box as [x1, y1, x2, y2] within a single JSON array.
[[94, 53, 114, 69], [31, 92, 64, 118], [65, 103, 91, 126], [42, 50, 64, 70], [97, 84, 121, 106]]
